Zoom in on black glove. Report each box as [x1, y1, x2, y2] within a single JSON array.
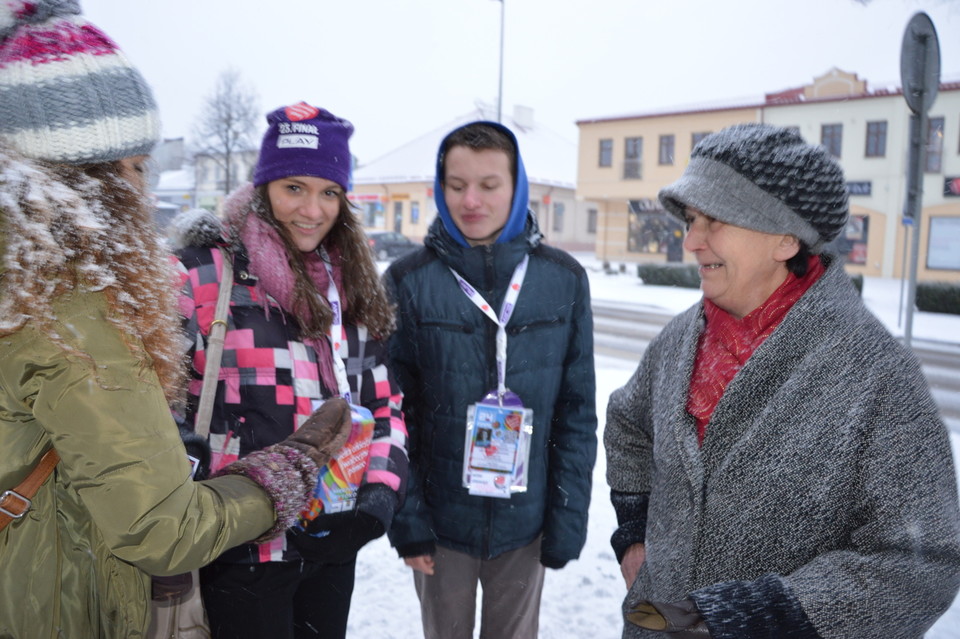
[[626, 599, 710, 637], [540, 554, 568, 570], [151, 572, 193, 601], [289, 510, 385, 564], [278, 398, 352, 467], [179, 427, 211, 480]]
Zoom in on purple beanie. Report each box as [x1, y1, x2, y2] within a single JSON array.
[[253, 102, 354, 190]]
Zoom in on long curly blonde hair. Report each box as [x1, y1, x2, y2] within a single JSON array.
[[0, 148, 185, 405]]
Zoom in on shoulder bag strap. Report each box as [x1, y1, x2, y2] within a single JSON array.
[[193, 247, 233, 438], [0, 448, 60, 532]]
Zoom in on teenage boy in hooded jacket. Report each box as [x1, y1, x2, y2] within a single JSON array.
[[385, 121, 598, 638]]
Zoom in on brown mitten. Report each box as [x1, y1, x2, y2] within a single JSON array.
[[278, 397, 352, 467], [626, 599, 710, 637]]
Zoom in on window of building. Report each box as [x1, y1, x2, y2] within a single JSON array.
[[623, 137, 643, 179], [599, 139, 613, 167], [658, 135, 675, 165], [587, 208, 598, 234], [393, 201, 404, 232], [691, 132, 711, 149], [553, 202, 565, 233], [821, 124, 842, 158], [829, 215, 870, 265], [627, 200, 684, 258], [925, 116, 944, 173], [865, 121, 887, 158], [360, 201, 382, 227], [410, 201, 420, 224], [928, 216, 960, 270]]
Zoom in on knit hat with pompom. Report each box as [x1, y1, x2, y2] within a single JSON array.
[[659, 123, 849, 253], [0, 0, 160, 163]]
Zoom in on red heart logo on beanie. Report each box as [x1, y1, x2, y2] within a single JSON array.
[[285, 102, 320, 121]]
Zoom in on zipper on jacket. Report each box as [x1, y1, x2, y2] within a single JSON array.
[[483, 497, 493, 558], [482, 246, 500, 391], [481, 244, 498, 554]]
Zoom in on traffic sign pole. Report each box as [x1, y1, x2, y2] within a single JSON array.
[[899, 12, 940, 347]]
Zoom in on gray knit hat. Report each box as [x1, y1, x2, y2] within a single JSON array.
[[659, 123, 848, 253], [0, 0, 160, 164]]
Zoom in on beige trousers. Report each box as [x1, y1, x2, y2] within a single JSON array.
[[413, 537, 546, 639]]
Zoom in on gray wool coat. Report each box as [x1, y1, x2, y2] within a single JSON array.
[[605, 256, 960, 639]]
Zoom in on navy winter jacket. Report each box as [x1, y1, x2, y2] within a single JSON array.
[[385, 213, 597, 566]]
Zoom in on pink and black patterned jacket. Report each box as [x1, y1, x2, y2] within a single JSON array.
[[174, 231, 407, 565]]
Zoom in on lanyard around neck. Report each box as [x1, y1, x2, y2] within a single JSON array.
[[448, 255, 529, 397], [318, 246, 351, 402]]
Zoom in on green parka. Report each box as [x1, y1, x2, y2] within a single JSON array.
[[0, 207, 275, 636]]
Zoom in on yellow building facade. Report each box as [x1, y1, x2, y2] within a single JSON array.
[[577, 70, 960, 282]]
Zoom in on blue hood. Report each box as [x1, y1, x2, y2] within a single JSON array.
[[433, 120, 530, 248]]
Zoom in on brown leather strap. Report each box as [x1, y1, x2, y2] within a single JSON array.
[[0, 448, 60, 532]]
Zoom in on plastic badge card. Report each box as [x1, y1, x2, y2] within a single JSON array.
[[462, 395, 533, 499], [298, 403, 375, 529]]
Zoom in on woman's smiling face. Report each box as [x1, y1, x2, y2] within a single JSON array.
[[267, 175, 342, 252], [682, 207, 799, 318]]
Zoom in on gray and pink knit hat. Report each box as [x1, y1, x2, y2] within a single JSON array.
[[0, 0, 160, 163]]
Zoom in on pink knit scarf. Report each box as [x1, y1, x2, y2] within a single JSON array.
[[238, 210, 345, 396]]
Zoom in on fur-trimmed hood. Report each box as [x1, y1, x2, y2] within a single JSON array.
[[167, 183, 259, 251], [168, 207, 225, 250]]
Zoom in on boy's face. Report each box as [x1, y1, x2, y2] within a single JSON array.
[[442, 146, 514, 246]]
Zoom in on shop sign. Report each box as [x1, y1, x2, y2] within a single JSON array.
[[944, 176, 960, 197], [847, 181, 872, 196]]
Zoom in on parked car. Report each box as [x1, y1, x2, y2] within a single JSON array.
[[367, 230, 419, 260]]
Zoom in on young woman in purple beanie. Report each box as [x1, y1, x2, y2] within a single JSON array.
[[172, 101, 408, 639], [0, 4, 353, 638]]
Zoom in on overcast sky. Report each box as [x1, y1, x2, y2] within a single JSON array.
[[82, 0, 960, 164]]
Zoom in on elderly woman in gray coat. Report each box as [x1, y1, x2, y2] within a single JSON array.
[[604, 123, 960, 639]]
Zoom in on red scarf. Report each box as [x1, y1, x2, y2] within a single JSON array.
[[239, 209, 345, 396], [686, 256, 825, 446]]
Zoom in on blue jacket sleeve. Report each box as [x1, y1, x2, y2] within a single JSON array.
[[382, 268, 438, 557], [540, 266, 598, 567]]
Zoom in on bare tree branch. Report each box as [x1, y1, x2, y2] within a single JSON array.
[[192, 69, 260, 195]]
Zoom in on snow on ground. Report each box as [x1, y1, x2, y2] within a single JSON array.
[[351, 256, 960, 638]]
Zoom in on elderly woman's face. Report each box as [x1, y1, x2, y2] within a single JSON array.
[[682, 208, 799, 318]]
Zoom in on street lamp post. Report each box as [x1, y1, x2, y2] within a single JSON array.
[[493, 0, 504, 123]]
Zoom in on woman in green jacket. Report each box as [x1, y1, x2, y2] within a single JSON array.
[[0, 3, 348, 637]]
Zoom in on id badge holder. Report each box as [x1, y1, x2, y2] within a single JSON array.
[[462, 389, 534, 499]]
